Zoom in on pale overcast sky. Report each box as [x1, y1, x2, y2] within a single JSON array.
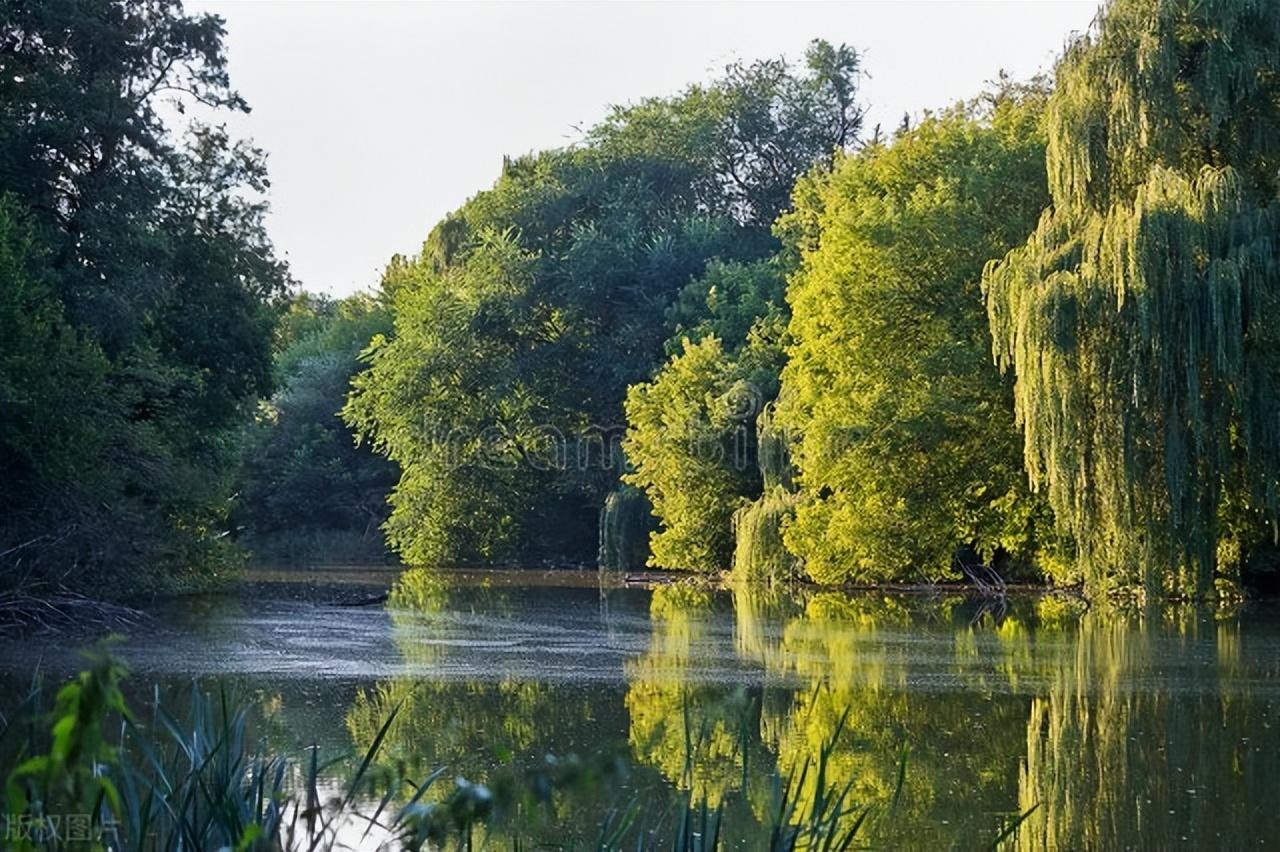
[[190, 1, 1099, 297]]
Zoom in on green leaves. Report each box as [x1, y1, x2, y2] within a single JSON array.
[[5, 643, 130, 851], [779, 87, 1054, 585], [984, 0, 1280, 598], [232, 292, 396, 562], [624, 336, 767, 572], [347, 46, 861, 570], [0, 0, 290, 593]]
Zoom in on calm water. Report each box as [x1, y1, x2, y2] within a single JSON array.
[[2, 567, 1279, 849]]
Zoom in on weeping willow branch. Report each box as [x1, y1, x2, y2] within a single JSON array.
[[983, 0, 1280, 598]]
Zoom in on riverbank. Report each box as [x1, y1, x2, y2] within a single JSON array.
[[11, 559, 1271, 640]]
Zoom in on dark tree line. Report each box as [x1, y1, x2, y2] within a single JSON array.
[[0, 0, 288, 593]]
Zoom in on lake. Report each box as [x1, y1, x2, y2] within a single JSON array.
[[2, 567, 1278, 849]]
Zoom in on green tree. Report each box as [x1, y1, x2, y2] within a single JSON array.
[[617, 39, 864, 576], [624, 333, 779, 572], [346, 43, 861, 568], [590, 40, 862, 227], [349, 227, 620, 566], [622, 260, 789, 572], [779, 85, 1056, 585], [0, 197, 108, 528], [233, 293, 397, 562], [0, 0, 289, 592], [983, 0, 1280, 597]]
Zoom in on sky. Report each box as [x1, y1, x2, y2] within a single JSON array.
[[190, 0, 1100, 297]]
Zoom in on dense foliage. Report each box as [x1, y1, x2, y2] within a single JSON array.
[[0, 0, 289, 593], [622, 260, 790, 572], [622, 0, 1280, 597], [345, 43, 862, 568], [983, 0, 1280, 597], [232, 293, 397, 563], [777, 86, 1058, 585], [6, 0, 1279, 600]]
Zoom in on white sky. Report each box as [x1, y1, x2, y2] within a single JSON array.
[[190, 0, 1099, 297]]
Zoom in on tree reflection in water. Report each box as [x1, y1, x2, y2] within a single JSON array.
[[1018, 605, 1280, 849], [344, 572, 1280, 848]]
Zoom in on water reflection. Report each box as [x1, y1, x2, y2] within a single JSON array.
[[1017, 608, 1280, 849], [331, 573, 1280, 847], [342, 570, 649, 847]]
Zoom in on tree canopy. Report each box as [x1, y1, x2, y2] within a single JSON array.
[[778, 84, 1058, 585], [983, 0, 1280, 597], [6, 0, 1278, 601], [232, 293, 397, 563], [0, 0, 289, 592], [345, 42, 861, 568], [621, 259, 789, 572]]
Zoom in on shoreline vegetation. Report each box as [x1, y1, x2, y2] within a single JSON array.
[[16, 555, 1261, 642], [4, 0, 1280, 625]]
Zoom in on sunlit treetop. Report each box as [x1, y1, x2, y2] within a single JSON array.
[[1045, 0, 1280, 212]]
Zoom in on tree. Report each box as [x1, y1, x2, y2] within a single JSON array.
[[778, 85, 1056, 585], [983, 0, 1280, 597], [233, 293, 397, 562], [591, 40, 862, 227], [0, 0, 289, 592], [622, 260, 788, 572], [348, 225, 637, 566], [346, 43, 861, 568], [624, 333, 779, 571], [613, 40, 865, 577], [0, 196, 108, 526]]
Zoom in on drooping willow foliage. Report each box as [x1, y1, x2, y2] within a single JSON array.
[[732, 403, 799, 583], [732, 490, 799, 583], [755, 401, 794, 493], [984, 0, 1280, 597], [598, 485, 656, 571]]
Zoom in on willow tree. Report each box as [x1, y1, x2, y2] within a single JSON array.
[[731, 401, 800, 583], [983, 0, 1280, 598]]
